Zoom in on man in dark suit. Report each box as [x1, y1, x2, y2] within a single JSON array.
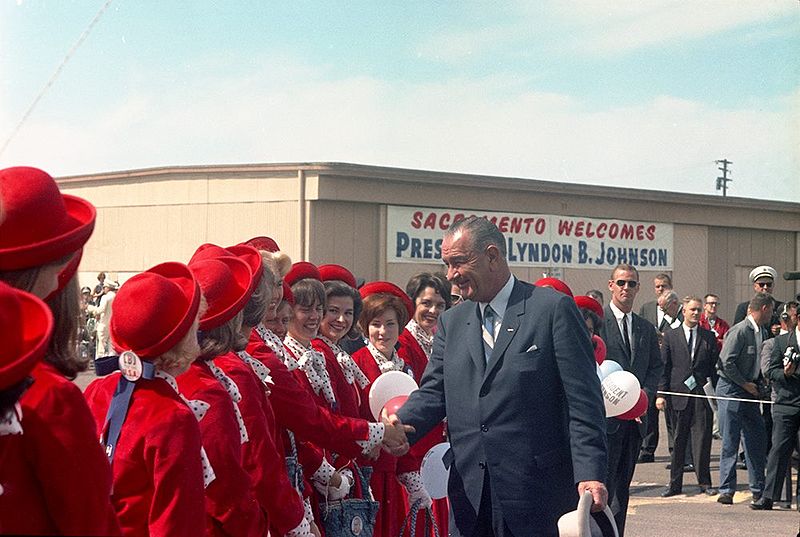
[[599, 264, 663, 536], [733, 265, 782, 327], [656, 296, 719, 497], [752, 301, 800, 510], [391, 216, 609, 537], [638, 273, 673, 328]]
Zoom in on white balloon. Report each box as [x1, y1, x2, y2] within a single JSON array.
[[596, 363, 603, 380], [421, 442, 451, 500], [598, 360, 623, 379], [368, 371, 418, 420], [601, 371, 641, 418]]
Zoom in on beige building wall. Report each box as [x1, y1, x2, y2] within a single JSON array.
[[58, 163, 800, 320]]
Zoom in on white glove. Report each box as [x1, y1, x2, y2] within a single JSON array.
[[326, 469, 354, 501], [398, 471, 433, 509]]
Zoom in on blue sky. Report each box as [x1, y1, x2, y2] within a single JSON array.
[[1, 1, 798, 202]]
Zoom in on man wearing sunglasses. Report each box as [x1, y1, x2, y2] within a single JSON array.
[[599, 264, 663, 536], [734, 266, 782, 329]]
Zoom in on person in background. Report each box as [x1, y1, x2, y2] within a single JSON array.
[[88, 279, 118, 357], [449, 280, 463, 307], [734, 266, 782, 328], [587, 289, 605, 304], [267, 297, 293, 340], [92, 271, 106, 305], [699, 293, 730, 352]]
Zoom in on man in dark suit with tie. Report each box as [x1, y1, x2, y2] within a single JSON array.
[[715, 292, 774, 505], [638, 273, 673, 328], [599, 264, 663, 536], [656, 296, 719, 497], [391, 216, 609, 537]]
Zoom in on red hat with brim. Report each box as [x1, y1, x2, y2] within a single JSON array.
[[190, 243, 262, 296], [282, 281, 295, 305], [245, 236, 280, 253], [359, 281, 414, 320], [0, 281, 54, 390], [575, 295, 604, 319], [285, 261, 321, 287], [319, 264, 357, 289], [110, 262, 201, 360], [535, 277, 574, 298], [0, 167, 96, 271], [47, 248, 84, 302], [190, 256, 252, 331]]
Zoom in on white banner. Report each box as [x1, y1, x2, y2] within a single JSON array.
[[387, 206, 673, 270]]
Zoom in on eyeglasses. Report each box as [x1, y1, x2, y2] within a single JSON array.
[[450, 294, 463, 303], [705, 302, 719, 306], [614, 280, 638, 288], [755, 281, 773, 288]]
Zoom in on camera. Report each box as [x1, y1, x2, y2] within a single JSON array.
[[782, 346, 799, 367]]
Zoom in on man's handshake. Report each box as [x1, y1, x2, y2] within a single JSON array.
[[380, 409, 415, 457]]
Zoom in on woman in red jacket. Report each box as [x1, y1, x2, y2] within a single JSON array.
[[84, 262, 207, 537], [0, 166, 120, 536], [351, 282, 433, 537]]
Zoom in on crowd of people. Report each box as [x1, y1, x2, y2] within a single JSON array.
[[1, 164, 798, 537]]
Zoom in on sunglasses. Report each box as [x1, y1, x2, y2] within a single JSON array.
[[614, 280, 638, 288], [755, 281, 773, 288]]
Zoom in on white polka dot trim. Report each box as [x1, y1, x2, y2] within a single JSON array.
[[256, 323, 300, 371], [207, 360, 249, 445], [284, 336, 337, 409], [355, 422, 385, 454]]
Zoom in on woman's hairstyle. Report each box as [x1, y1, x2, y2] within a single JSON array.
[[45, 276, 87, 378], [260, 251, 292, 279], [324, 280, 362, 338], [199, 310, 247, 359], [242, 272, 270, 328], [358, 293, 408, 334], [292, 279, 326, 309], [405, 272, 451, 309], [0, 252, 74, 293], [152, 315, 200, 374]]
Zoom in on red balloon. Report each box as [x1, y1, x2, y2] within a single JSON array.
[[592, 334, 606, 365], [618, 389, 648, 420], [383, 395, 408, 416]]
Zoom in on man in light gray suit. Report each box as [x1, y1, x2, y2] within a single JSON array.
[[390, 216, 609, 537], [716, 292, 775, 505]]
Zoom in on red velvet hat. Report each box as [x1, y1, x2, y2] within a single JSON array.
[[0, 281, 53, 390], [110, 262, 201, 360], [245, 236, 280, 253], [49, 248, 83, 301], [189, 256, 252, 330], [282, 281, 295, 305], [318, 264, 357, 289], [190, 243, 262, 296], [0, 167, 96, 271], [359, 281, 414, 320], [226, 244, 263, 285], [285, 261, 321, 287], [535, 277, 574, 298], [575, 295, 604, 319]]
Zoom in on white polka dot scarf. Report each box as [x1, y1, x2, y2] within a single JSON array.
[[236, 350, 274, 387], [366, 341, 411, 376], [406, 318, 433, 359], [284, 335, 338, 409], [255, 323, 300, 371], [206, 360, 249, 445], [318, 336, 370, 389], [155, 370, 216, 487]]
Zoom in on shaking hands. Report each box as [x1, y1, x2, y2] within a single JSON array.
[[380, 408, 415, 456]]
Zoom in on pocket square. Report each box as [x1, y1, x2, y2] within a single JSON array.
[[526, 344, 539, 352]]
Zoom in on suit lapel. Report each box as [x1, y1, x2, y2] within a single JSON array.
[[603, 309, 631, 369], [484, 281, 525, 381]]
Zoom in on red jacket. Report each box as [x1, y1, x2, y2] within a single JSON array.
[[84, 373, 205, 537], [311, 339, 362, 419], [213, 353, 305, 535], [177, 360, 266, 537], [246, 331, 370, 456], [0, 362, 120, 536], [699, 314, 731, 352]]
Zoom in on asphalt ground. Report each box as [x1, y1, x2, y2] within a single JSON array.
[[74, 370, 799, 536]]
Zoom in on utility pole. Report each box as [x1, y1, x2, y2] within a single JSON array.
[[715, 159, 732, 197]]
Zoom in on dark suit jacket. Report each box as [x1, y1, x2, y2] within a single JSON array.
[[599, 307, 663, 436], [734, 299, 783, 329], [397, 280, 608, 537], [658, 325, 718, 411], [639, 300, 658, 326], [766, 330, 800, 408]]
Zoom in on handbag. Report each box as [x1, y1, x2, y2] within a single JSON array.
[[398, 499, 440, 537], [321, 464, 379, 537]]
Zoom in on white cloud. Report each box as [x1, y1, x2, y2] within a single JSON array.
[[0, 57, 797, 203]]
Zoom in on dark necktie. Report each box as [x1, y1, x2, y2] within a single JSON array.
[[687, 329, 694, 359], [622, 314, 631, 355]]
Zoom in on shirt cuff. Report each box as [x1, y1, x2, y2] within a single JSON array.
[[356, 422, 385, 454], [312, 458, 336, 485], [285, 515, 314, 537]]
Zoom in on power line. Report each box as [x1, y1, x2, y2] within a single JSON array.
[[0, 0, 114, 159]]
